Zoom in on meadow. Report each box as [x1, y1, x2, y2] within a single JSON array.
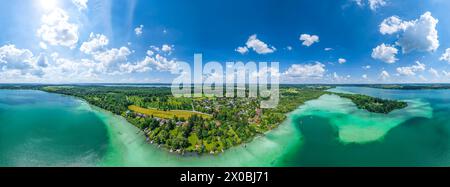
[[128, 105, 212, 120]]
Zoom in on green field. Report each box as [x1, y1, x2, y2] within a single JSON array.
[[128, 105, 212, 120]]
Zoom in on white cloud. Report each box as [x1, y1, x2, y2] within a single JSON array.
[[363, 65, 371, 69], [150, 54, 178, 72], [249, 66, 281, 82], [379, 70, 390, 80], [371, 43, 398, 63], [80, 33, 109, 54], [354, 0, 364, 6], [161, 44, 174, 53], [353, 0, 387, 11], [145, 45, 175, 56], [121, 51, 178, 73], [235, 46, 249, 54], [36, 54, 49, 68], [72, 0, 88, 11], [429, 68, 439, 77], [146, 50, 154, 56], [338, 58, 347, 64], [243, 34, 276, 54], [380, 16, 413, 35], [331, 72, 351, 82], [396, 61, 426, 76], [37, 8, 79, 48], [39, 42, 48, 50], [380, 12, 439, 53], [119, 58, 152, 73], [286, 46, 293, 51], [368, 0, 387, 11], [299, 34, 319, 47], [135, 25, 144, 36], [333, 72, 339, 79], [44, 58, 103, 82], [150, 45, 160, 52], [92, 47, 132, 74], [362, 74, 368, 79], [439, 48, 450, 63], [398, 12, 439, 53], [0, 45, 34, 70], [283, 62, 326, 79], [0, 45, 44, 77], [324, 48, 334, 51]]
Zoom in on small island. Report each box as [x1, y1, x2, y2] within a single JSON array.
[[0, 85, 408, 155], [333, 93, 408, 114]]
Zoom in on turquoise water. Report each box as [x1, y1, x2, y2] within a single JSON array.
[[279, 87, 449, 166], [1, 87, 450, 166], [0, 90, 109, 166]]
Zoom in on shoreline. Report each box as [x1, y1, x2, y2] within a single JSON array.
[[0, 87, 441, 166], [89, 95, 303, 166], [30, 89, 305, 156], [88, 97, 295, 158], [2, 87, 411, 156]]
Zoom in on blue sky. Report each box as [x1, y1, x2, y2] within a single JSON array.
[[0, 0, 449, 83]]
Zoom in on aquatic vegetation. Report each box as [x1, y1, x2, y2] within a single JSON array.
[[295, 94, 432, 143]]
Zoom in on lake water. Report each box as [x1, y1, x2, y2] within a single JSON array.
[[1, 87, 449, 166]]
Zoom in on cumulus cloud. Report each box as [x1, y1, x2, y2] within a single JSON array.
[[439, 48, 450, 63], [235, 46, 249, 54], [119, 58, 152, 73], [135, 25, 144, 36], [161, 44, 174, 53], [368, 0, 387, 11], [92, 47, 132, 74], [36, 54, 49, 68], [150, 45, 160, 52], [338, 58, 347, 64], [37, 8, 79, 48], [283, 62, 326, 79], [353, 0, 387, 11], [146, 50, 154, 56], [380, 16, 412, 35], [0, 45, 34, 70], [429, 68, 439, 77], [396, 61, 426, 76], [332, 72, 350, 82], [242, 34, 276, 54], [72, 0, 88, 11], [371, 43, 398, 63], [148, 54, 178, 72], [380, 12, 439, 53], [235, 35, 276, 55], [44, 58, 103, 82], [121, 51, 178, 73], [442, 71, 450, 77], [80, 33, 109, 54], [39, 42, 48, 50], [0, 45, 44, 77], [299, 34, 319, 47], [379, 70, 390, 80]]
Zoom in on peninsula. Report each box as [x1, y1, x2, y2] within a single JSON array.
[[0, 85, 408, 154]]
